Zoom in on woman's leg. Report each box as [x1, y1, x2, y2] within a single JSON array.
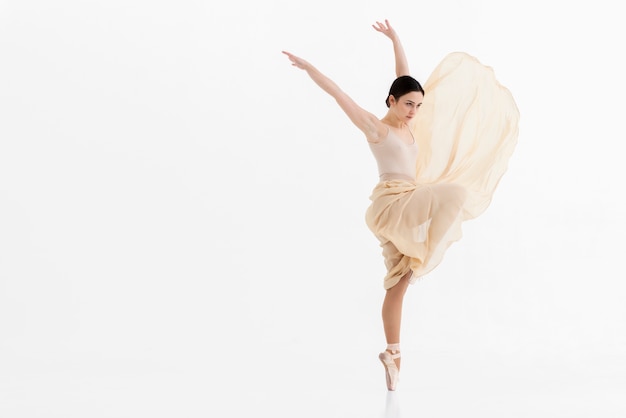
[[381, 270, 411, 369]]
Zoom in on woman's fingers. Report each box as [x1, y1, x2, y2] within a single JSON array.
[[373, 19, 394, 36], [282, 51, 305, 68], [373, 21, 386, 32], [282, 50, 296, 63]]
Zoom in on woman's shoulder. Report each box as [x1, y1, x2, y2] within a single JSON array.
[[367, 122, 391, 144], [370, 123, 415, 145]]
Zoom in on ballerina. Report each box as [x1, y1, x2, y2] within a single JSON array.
[[283, 19, 519, 391]]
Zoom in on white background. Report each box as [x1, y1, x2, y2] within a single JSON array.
[[1, 0, 625, 417]]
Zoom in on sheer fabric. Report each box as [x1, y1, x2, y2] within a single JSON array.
[[365, 52, 519, 289]]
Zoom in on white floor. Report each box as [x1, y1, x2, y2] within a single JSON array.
[[2, 348, 625, 417]]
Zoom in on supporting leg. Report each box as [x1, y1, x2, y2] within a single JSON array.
[[381, 270, 411, 370]]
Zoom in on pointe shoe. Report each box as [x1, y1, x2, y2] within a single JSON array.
[[379, 350, 400, 391]]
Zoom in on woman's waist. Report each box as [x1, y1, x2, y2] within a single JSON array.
[[378, 172, 416, 182]]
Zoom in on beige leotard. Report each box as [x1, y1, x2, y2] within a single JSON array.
[[368, 128, 419, 181]]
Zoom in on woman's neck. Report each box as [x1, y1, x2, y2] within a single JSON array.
[[381, 114, 406, 129], [381, 116, 407, 129]]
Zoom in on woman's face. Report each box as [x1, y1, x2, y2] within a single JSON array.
[[390, 91, 424, 123]]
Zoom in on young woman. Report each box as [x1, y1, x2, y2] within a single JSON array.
[[283, 20, 519, 391]]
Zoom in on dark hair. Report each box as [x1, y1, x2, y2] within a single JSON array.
[[385, 75, 425, 108]]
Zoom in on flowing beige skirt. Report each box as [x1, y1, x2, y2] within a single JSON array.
[[365, 52, 520, 290]]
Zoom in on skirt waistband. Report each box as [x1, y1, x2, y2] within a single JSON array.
[[379, 173, 416, 182]]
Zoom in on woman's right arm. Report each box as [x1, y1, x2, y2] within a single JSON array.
[[282, 51, 386, 142], [372, 19, 410, 77]]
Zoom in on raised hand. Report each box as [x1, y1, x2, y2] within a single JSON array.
[[372, 19, 409, 77], [372, 19, 399, 41], [282, 51, 310, 70]]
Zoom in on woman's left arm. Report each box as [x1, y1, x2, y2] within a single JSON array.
[[372, 19, 410, 77]]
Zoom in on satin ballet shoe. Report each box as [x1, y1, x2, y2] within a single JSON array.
[[379, 350, 401, 391]]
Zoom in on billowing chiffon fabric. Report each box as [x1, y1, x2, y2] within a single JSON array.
[[365, 52, 519, 289]]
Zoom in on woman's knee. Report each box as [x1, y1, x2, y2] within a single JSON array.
[[388, 271, 411, 296]]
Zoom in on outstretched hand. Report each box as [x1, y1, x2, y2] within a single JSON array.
[[372, 19, 398, 41], [282, 51, 310, 70]]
